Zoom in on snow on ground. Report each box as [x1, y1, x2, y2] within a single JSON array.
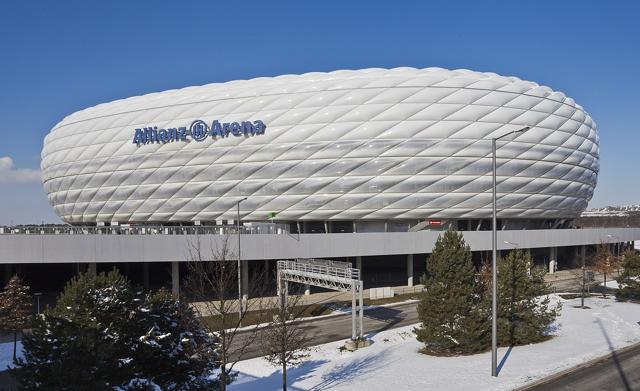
[[230, 295, 640, 391], [600, 277, 638, 290], [0, 341, 23, 370], [600, 280, 622, 289]]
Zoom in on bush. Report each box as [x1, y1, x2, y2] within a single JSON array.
[[15, 270, 220, 391]]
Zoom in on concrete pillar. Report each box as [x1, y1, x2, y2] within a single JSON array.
[[580, 245, 586, 267], [88, 262, 97, 277], [171, 261, 179, 298], [549, 247, 556, 274], [304, 284, 311, 295], [3, 264, 12, 285], [143, 262, 149, 290], [241, 259, 249, 302], [406, 254, 414, 287]]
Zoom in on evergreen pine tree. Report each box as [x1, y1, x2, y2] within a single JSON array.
[[496, 249, 561, 346], [0, 275, 33, 363], [16, 270, 220, 391], [415, 230, 489, 354], [616, 249, 640, 301]]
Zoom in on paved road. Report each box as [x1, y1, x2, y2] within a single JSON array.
[[234, 301, 419, 360], [524, 343, 640, 391]]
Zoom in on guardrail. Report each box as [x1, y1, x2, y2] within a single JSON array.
[[0, 223, 290, 236]]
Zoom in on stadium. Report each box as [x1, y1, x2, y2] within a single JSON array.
[[41, 67, 598, 230], [1, 68, 635, 297]]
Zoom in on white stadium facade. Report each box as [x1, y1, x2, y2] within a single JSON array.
[[1, 67, 637, 298], [42, 67, 598, 228]]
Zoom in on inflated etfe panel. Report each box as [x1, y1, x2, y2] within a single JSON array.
[[41, 68, 599, 224]]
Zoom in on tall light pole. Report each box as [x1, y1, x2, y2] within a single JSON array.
[[237, 197, 248, 321], [492, 126, 530, 377]]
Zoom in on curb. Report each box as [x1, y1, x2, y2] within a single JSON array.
[[516, 341, 640, 390]]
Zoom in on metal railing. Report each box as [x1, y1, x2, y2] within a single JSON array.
[[277, 259, 360, 281], [0, 223, 290, 236]]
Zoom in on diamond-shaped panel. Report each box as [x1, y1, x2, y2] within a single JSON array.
[[41, 67, 599, 224]]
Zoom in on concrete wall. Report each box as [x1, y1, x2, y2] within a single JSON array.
[[1, 228, 638, 264]]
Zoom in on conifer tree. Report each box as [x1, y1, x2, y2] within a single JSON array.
[[415, 230, 489, 354], [16, 270, 220, 391], [616, 249, 640, 301], [496, 249, 561, 346], [0, 275, 33, 363]]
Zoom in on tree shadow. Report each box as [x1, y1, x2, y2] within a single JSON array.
[[306, 350, 389, 391], [596, 318, 632, 390], [230, 359, 328, 391]]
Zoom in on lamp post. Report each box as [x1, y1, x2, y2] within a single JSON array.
[[491, 126, 530, 377], [34, 292, 42, 315], [237, 197, 248, 322]]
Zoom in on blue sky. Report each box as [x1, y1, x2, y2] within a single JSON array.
[[0, 1, 638, 224]]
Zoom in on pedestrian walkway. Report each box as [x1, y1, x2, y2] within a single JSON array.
[[190, 284, 425, 314]]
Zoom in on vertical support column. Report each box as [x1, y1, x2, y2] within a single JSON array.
[[276, 268, 282, 296], [356, 256, 362, 272], [351, 282, 357, 341], [88, 262, 97, 277], [549, 247, 556, 274], [171, 261, 179, 298], [580, 245, 586, 266], [304, 284, 311, 295], [358, 280, 364, 340], [406, 254, 414, 287], [143, 262, 150, 290], [241, 259, 249, 303], [3, 264, 12, 285]]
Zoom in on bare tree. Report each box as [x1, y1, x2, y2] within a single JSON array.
[[0, 275, 33, 362], [592, 242, 621, 298], [261, 280, 310, 391], [183, 236, 269, 391]]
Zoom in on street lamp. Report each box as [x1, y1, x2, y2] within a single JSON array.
[[237, 197, 248, 321], [491, 126, 530, 377], [34, 292, 42, 315]]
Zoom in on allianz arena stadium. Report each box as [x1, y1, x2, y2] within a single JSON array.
[[41, 67, 599, 231]]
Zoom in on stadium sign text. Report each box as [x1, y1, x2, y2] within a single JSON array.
[[132, 119, 266, 146]]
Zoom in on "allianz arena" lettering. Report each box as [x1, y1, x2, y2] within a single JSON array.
[[132, 119, 266, 146]]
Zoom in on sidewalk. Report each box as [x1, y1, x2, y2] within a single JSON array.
[[544, 268, 621, 283], [190, 284, 425, 314]]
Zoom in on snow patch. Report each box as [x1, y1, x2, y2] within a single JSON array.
[[0, 341, 23, 370], [230, 295, 640, 391]]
